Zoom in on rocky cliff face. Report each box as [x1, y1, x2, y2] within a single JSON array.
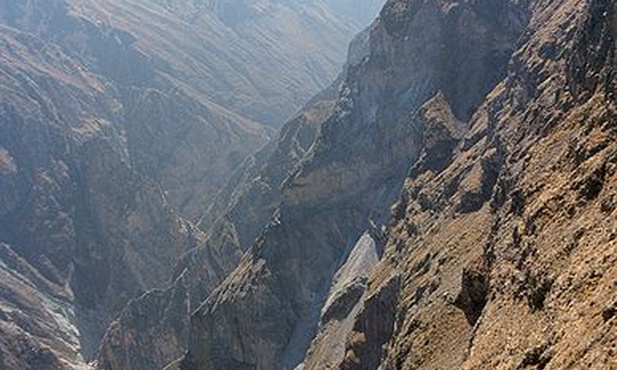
[[0, 0, 381, 220], [340, 0, 617, 369], [2, 0, 615, 369], [0, 21, 205, 368], [304, 0, 617, 370], [0, 243, 85, 370], [176, 0, 616, 370], [95, 69, 342, 370], [0, 0, 382, 369], [96, 275, 191, 370], [98, 49, 362, 370], [176, 1, 530, 369], [0, 0, 270, 218]]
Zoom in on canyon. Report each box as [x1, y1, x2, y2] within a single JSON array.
[[0, 0, 615, 370]]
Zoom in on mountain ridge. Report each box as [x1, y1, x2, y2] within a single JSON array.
[[2, 0, 615, 369], [0, 1, 384, 368], [173, 0, 616, 370]]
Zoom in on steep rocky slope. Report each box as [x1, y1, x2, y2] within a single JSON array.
[[96, 275, 192, 370], [62, 0, 379, 128], [0, 243, 85, 370], [3, 0, 614, 369], [0, 0, 383, 220], [0, 0, 270, 220], [0, 24, 208, 368], [81, 18, 382, 370], [175, 0, 616, 370], [0, 1, 383, 369], [95, 52, 351, 370], [334, 0, 617, 369], [175, 0, 530, 369]]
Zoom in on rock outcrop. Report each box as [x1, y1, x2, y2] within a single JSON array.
[[306, 0, 617, 370], [3, 0, 616, 369], [176, 1, 528, 369], [0, 23, 205, 366], [96, 275, 191, 370], [0, 0, 384, 368], [300, 231, 383, 370]]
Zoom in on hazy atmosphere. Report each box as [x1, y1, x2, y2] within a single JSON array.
[[0, 0, 615, 369]]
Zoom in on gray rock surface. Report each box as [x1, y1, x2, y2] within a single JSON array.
[[0, 0, 382, 220], [96, 275, 191, 370], [0, 25, 205, 362], [176, 0, 528, 369], [7, 0, 611, 370], [0, 0, 383, 368], [0, 243, 88, 370], [301, 232, 381, 370]]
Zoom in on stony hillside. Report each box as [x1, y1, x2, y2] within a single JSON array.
[[2, 0, 615, 369], [336, 0, 617, 369], [0, 0, 270, 220], [62, 0, 379, 128], [173, 0, 616, 369], [0, 1, 383, 369], [93, 38, 363, 370], [0, 0, 383, 219], [0, 23, 205, 368]]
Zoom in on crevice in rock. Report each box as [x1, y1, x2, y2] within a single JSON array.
[[577, 165, 607, 201], [602, 303, 617, 322], [528, 281, 552, 313], [454, 268, 489, 326], [340, 274, 401, 370], [526, 274, 554, 313], [517, 344, 553, 370]]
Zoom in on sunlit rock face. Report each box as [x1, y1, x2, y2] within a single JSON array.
[[306, 1, 617, 370], [177, 1, 530, 370], [3, 0, 615, 369], [176, 0, 616, 370]]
